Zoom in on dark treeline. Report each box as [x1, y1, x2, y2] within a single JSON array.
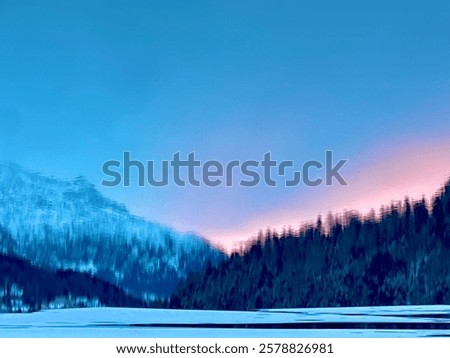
[[169, 179, 450, 310], [0, 250, 144, 312]]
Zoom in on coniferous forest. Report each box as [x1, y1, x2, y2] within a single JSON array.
[[169, 179, 450, 310], [0, 251, 144, 312]]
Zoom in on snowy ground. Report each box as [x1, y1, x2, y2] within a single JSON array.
[[0, 305, 449, 338]]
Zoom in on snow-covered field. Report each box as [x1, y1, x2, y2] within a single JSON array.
[[0, 305, 449, 338]]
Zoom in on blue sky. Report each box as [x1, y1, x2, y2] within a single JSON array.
[[1, 1, 449, 248]]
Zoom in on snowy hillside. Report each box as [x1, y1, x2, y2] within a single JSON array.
[[0, 163, 223, 298]]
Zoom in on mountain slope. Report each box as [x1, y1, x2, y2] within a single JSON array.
[[170, 179, 450, 310], [0, 252, 143, 312], [0, 163, 223, 298]]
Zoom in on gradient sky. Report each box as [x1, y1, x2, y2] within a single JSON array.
[[1, 1, 449, 250]]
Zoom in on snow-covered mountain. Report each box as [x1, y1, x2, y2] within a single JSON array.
[[0, 163, 224, 298]]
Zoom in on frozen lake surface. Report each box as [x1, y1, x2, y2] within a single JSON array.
[[0, 305, 449, 338]]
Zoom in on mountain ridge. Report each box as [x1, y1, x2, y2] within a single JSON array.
[[170, 178, 450, 310], [0, 162, 224, 299]]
